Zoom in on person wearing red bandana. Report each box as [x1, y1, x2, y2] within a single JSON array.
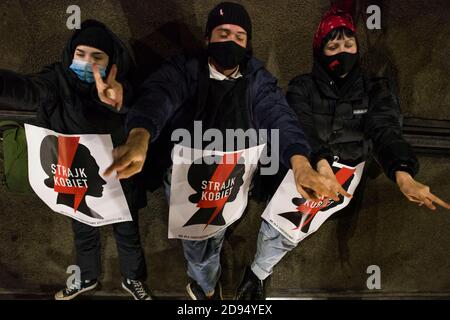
[[235, 1, 450, 300]]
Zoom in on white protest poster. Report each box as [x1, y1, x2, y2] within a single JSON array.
[[168, 144, 266, 240], [25, 124, 132, 227], [262, 161, 365, 244]]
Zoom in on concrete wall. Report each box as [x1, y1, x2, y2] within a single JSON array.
[[1, 0, 450, 118]]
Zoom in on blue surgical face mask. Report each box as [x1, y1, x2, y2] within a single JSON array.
[[69, 59, 107, 83]]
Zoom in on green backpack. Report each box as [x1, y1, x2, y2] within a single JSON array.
[[0, 120, 32, 193]]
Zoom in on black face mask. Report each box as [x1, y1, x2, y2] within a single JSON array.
[[207, 41, 247, 70], [321, 52, 359, 79]]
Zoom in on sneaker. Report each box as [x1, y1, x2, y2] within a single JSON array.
[[54, 279, 98, 300], [122, 278, 152, 300], [186, 281, 223, 300], [234, 266, 266, 300]]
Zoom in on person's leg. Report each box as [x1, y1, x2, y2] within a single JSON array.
[[182, 228, 227, 296], [113, 210, 151, 300], [112, 210, 147, 281], [251, 220, 297, 281], [54, 220, 101, 300], [72, 219, 102, 281], [164, 166, 224, 298], [235, 219, 297, 300]]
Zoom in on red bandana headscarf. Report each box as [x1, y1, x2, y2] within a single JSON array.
[[313, 0, 356, 55]]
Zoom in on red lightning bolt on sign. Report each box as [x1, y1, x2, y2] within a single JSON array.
[[196, 152, 242, 230], [53, 136, 87, 213], [293, 166, 356, 230]]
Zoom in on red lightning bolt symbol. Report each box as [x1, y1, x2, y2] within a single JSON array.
[[53, 136, 87, 213], [196, 152, 242, 230]]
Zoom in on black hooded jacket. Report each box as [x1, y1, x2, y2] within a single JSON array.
[[0, 20, 146, 211], [287, 59, 419, 181]]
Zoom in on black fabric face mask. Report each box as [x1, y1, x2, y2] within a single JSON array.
[[321, 51, 359, 79], [207, 41, 247, 70]]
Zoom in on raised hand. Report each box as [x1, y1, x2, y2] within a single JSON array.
[[93, 63, 123, 110]]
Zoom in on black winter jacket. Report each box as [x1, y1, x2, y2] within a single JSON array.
[[287, 60, 419, 181]]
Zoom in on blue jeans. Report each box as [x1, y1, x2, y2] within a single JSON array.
[[251, 219, 297, 281], [164, 167, 226, 294]]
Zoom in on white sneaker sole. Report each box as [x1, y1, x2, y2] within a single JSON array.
[[54, 282, 98, 301], [186, 283, 198, 300]]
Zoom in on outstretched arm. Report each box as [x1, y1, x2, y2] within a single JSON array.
[[366, 78, 449, 210], [104, 55, 191, 179], [0, 67, 57, 111]]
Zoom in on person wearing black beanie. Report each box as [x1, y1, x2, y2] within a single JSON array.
[[205, 1, 252, 40], [106, 2, 344, 300], [202, 2, 253, 78], [71, 26, 114, 60], [0, 19, 152, 300]]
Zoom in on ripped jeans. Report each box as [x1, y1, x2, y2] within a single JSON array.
[[164, 167, 226, 294]]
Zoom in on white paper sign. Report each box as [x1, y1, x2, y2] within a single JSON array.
[[168, 144, 265, 240], [25, 124, 132, 227], [262, 161, 365, 244]]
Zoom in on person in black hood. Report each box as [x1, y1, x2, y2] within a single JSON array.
[[0, 19, 151, 300], [104, 2, 347, 300], [236, 2, 450, 300]]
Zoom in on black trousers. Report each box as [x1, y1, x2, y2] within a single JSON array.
[[71, 210, 147, 282]]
